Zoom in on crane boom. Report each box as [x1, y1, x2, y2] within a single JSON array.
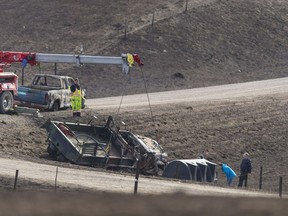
[[36, 53, 123, 64], [0, 51, 143, 73], [36, 53, 132, 73]]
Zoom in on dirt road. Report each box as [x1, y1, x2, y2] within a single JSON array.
[[0, 157, 280, 198], [86, 77, 288, 110]]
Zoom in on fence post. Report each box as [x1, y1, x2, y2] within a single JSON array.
[[259, 166, 263, 190], [21, 68, 25, 85], [54, 167, 58, 192], [54, 63, 57, 75], [13, 170, 19, 191], [185, 0, 188, 12], [279, 176, 283, 198], [151, 12, 155, 28], [124, 19, 127, 40], [134, 159, 140, 195]]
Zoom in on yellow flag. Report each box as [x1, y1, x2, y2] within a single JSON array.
[[127, 53, 134, 67]]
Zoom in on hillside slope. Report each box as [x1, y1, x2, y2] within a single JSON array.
[[2, 0, 288, 98]]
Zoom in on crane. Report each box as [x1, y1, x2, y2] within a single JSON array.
[[0, 51, 143, 114], [0, 51, 143, 73]]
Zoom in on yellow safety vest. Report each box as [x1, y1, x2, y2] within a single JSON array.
[[72, 88, 81, 97]]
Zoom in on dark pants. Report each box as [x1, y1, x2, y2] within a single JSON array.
[[73, 112, 81, 117], [227, 177, 234, 186], [238, 173, 248, 187]]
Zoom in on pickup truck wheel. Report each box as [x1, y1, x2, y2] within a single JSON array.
[[0, 92, 13, 114], [52, 101, 60, 112], [81, 98, 86, 109]]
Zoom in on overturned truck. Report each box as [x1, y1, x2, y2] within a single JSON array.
[[44, 116, 168, 175]]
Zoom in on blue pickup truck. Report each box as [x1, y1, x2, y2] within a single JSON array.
[[15, 74, 85, 111]]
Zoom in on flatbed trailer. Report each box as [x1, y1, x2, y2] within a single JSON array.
[[43, 116, 167, 175]]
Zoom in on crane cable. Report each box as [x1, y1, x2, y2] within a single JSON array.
[[113, 71, 131, 132], [115, 85, 126, 120], [139, 66, 159, 143], [104, 76, 129, 157], [114, 66, 159, 143]]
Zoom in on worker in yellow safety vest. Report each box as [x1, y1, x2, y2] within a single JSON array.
[[70, 78, 82, 117]]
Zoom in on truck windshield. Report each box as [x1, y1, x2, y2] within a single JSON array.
[[0, 78, 14, 83]]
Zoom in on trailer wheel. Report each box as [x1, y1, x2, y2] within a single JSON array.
[[0, 92, 13, 114], [57, 154, 67, 162], [47, 145, 57, 159], [52, 100, 60, 112]]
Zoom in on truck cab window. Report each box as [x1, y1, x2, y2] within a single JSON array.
[[46, 76, 61, 88]]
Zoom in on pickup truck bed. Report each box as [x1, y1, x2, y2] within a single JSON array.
[[17, 86, 49, 105]]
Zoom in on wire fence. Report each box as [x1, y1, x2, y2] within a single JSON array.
[[7, 164, 287, 198], [254, 166, 287, 197], [9, 162, 142, 195]]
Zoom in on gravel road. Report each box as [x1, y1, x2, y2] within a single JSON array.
[[86, 77, 288, 110]]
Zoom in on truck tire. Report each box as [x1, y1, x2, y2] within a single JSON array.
[[0, 91, 13, 114], [81, 97, 86, 109], [52, 100, 60, 112]]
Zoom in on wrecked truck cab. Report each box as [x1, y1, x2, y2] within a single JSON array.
[[119, 132, 168, 173], [43, 116, 168, 175]]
